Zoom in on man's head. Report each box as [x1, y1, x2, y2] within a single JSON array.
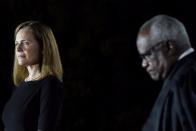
[[136, 15, 191, 81]]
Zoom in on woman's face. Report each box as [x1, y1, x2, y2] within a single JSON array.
[[15, 27, 41, 66]]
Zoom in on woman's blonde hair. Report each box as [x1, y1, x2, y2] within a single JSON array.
[[13, 21, 63, 85]]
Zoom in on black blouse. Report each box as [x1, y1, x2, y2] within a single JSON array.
[[2, 75, 64, 131]]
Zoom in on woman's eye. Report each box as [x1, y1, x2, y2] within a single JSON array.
[[23, 41, 29, 45]]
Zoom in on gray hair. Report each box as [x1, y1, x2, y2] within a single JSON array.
[[139, 14, 191, 49]]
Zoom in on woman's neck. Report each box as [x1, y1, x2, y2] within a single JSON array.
[[26, 64, 41, 81]]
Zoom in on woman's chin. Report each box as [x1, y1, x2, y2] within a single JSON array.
[[18, 61, 27, 66]]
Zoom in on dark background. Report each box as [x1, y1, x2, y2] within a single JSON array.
[[0, 0, 196, 131]]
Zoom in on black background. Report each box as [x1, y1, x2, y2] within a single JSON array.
[[0, 0, 196, 130]]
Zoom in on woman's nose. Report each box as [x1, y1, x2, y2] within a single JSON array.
[[16, 43, 23, 52]]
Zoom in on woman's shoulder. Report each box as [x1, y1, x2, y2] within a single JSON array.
[[39, 75, 65, 101], [42, 75, 62, 83], [40, 75, 64, 90]]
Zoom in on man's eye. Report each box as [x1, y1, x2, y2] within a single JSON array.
[[145, 51, 152, 57]]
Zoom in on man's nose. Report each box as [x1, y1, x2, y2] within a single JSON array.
[[142, 59, 149, 68]]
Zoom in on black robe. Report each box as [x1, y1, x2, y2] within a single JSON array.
[[142, 52, 196, 131]]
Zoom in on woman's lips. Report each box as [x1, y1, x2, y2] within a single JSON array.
[[17, 55, 25, 58]]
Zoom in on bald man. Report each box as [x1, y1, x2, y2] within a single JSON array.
[[136, 15, 196, 131]]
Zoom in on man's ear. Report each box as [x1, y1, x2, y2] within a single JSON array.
[[165, 40, 176, 56]]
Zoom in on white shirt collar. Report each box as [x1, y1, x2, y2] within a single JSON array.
[[178, 48, 194, 60]]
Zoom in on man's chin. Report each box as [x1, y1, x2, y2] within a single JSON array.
[[149, 74, 160, 81]]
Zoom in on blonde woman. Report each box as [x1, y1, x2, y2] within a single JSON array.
[[2, 21, 64, 131]]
